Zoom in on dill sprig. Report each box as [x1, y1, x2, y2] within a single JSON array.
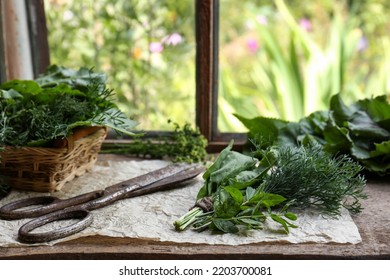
[[254, 144, 367, 216]]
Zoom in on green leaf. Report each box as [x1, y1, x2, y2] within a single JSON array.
[[245, 187, 256, 201], [361, 157, 390, 175], [261, 193, 286, 209], [329, 93, 357, 125], [35, 65, 106, 93], [200, 141, 258, 198], [223, 186, 244, 204], [212, 220, 239, 233], [196, 184, 209, 201], [227, 167, 269, 190], [347, 110, 390, 140], [202, 141, 233, 181], [92, 109, 140, 136], [214, 188, 241, 219], [371, 140, 390, 157], [356, 95, 390, 122], [234, 114, 288, 145], [0, 80, 42, 95], [270, 214, 298, 233], [209, 151, 256, 185], [270, 214, 290, 233], [277, 122, 302, 147], [248, 192, 286, 208], [284, 212, 298, 221], [238, 218, 263, 226], [350, 142, 372, 160], [0, 88, 24, 99], [323, 114, 353, 154]]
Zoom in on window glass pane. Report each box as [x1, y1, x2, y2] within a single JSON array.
[[44, 0, 195, 131], [218, 0, 390, 132]]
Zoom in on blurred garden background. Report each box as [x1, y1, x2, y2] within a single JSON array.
[[45, 0, 390, 132]]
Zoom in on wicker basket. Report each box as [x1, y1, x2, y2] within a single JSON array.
[[0, 126, 107, 192]]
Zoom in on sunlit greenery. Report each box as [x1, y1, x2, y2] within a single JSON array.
[[45, 0, 195, 131], [219, 0, 390, 131], [45, 0, 390, 132]]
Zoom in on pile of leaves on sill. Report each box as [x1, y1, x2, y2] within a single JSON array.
[[235, 94, 390, 176], [101, 120, 209, 164]]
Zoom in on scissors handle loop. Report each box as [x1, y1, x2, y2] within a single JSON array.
[[0, 191, 104, 220], [0, 196, 60, 220], [18, 209, 92, 243]]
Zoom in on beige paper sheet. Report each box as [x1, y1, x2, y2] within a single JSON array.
[[0, 160, 362, 247]]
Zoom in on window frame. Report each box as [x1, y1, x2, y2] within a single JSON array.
[[26, 0, 51, 77], [1, 0, 246, 153], [195, 0, 246, 153]]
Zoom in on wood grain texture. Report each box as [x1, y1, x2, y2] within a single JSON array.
[[195, 0, 214, 141]]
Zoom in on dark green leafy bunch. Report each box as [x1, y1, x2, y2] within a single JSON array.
[[235, 94, 390, 176], [174, 141, 366, 234], [0, 65, 139, 147], [102, 120, 208, 163]]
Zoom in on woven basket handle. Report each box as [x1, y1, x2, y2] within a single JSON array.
[[53, 126, 105, 150]]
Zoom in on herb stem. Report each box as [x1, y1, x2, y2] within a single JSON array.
[[174, 207, 204, 231]]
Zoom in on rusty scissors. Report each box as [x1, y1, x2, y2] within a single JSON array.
[[0, 163, 204, 244]]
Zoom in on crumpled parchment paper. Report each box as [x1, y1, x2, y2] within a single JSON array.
[[0, 159, 362, 247]]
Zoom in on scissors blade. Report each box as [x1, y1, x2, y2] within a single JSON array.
[[105, 162, 201, 192]]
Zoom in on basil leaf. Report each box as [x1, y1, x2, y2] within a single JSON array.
[[223, 186, 244, 204], [245, 187, 256, 201], [212, 220, 239, 233], [214, 188, 241, 219], [248, 192, 286, 208]]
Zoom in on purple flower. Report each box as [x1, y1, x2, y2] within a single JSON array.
[[247, 38, 259, 54], [164, 33, 183, 46], [256, 15, 268, 25], [357, 36, 368, 52], [299, 18, 312, 32], [149, 42, 164, 53]]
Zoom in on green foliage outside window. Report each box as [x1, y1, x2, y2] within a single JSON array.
[[45, 0, 390, 133], [219, 0, 390, 131], [45, 0, 195, 131]]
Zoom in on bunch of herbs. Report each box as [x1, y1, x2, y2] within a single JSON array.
[[174, 141, 366, 234], [0, 65, 139, 147], [101, 120, 208, 163]]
